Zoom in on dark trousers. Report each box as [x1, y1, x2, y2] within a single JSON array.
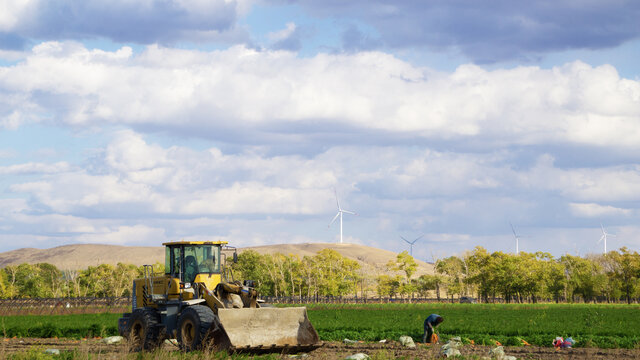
[[423, 326, 434, 343]]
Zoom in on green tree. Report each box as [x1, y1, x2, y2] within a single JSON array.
[[79, 264, 116, 297], [609, 248, 640, 304], [376, 274, 401, 300], [315, 249, 360, 297], [0, 270, 7, 298], [234, 250, 274, 296], [465, 246, 492, 302], [416, 274, 444, 300], [544, 259, 567, 303], [387, 251, 418, 300], [436, 255, 466, 301], [562, 255, 606, 302]]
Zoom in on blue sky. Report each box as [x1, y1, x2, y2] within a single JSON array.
[[1, 0, 639, 261]]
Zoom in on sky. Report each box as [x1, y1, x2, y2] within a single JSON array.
[[1, 0, 639, 262]]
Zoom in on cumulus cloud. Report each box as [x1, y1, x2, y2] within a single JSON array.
[[524, 155, 640, 202], [1, 130, 638, 253], [1, 43, 638, 151], [0, 0, 253, 48], [569, 202, 633, 218], [281, 0, 640, 62]]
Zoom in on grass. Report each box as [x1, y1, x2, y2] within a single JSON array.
[[299, 303, 640, 349], [2, 303, 640, 349], [1, 313, 117, 339]]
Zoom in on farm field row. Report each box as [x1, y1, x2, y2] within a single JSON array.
[[302, 303, 640, 348], [1, 303, 639, 349]]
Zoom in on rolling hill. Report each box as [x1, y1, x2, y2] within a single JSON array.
[[0, 242, 434, 277]]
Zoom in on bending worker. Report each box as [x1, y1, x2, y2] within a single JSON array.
[[423, 313, 444, 343]]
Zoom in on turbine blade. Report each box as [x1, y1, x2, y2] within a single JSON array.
[[328, 212, 340, 227], [510, 222, 518, 237], [342, 210, 356, 215], [334, 188, 341, 210], [414, 234, 425, 242], [400, 236, 410, 243]]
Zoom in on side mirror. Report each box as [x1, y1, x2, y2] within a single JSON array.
[[233, 252, 238, 263]]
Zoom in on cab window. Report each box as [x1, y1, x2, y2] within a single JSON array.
[[171, 246, 181, 278], [183, 245, 220, 283]]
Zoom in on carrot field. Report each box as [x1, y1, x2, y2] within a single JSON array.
[[302, 303, 640, 348], [2, 303, 639, 349]]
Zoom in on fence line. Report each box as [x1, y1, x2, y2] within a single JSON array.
[[1, 295, 636, 315], [0, 297, 130, 316]]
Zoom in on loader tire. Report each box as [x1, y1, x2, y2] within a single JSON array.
[[177, 305, 216, 351], [129, 307, 160, 351]]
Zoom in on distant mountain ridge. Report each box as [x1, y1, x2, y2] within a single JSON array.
[[0, 242, 434, 276]]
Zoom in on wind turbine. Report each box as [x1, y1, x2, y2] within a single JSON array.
[[598, 223, 616, 254], [328, 189, 356, 244], [509, 222, 524, 255], [400, 235, 424, 257]]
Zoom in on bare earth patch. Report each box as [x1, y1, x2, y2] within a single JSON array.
[[3, 338, 640, 359]]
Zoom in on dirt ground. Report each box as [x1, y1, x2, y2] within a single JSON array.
[[313, 341, 640, 359], [3, 338, 640, 359]]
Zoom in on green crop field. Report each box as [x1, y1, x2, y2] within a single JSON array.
[[1, 313, 118, 339], [2, 303, 639, 349], [302, 303, 640, 348]]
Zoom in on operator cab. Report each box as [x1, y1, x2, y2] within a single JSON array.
[[163, 241, 227, 284]]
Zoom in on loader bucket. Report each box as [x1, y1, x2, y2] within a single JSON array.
[[215, 307, 321, 352]]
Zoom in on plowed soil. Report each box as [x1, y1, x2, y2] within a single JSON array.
[[3, 338, 640, 359], [313, 341, 640, 359]]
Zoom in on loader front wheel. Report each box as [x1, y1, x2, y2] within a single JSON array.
[[177, 305, 216, 351], [129, 308, 160, 351]]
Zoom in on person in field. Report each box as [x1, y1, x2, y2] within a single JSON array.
[[423, 314, 444, 343]]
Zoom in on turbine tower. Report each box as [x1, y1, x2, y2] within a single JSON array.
[[401, 235, 424, 257], [328, 189, 356, 244], [510, 222, 524, 255], [598, 224, 616, 254]]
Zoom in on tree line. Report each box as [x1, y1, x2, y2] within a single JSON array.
[[0, 262, 162, 298], [430, 246, 640, 304], [1, 247, 639, 303]]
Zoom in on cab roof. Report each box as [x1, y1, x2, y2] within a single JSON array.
[[162, 240, 229, 246]]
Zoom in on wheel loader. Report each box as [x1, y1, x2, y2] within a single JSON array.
[[118, 241, 320, 352]]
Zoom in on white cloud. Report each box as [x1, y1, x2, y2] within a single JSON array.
[[524, 156, 640, 202], [0, 149, 16, 158], [75, 225, 167, 245], [1, 43, 638, 150], [0, 49, 28, 61], [0, 161, 71, 175], [268, 22, 297, 42], [10, 213, 97, 233], [283, 1, 640, 63], [6, 131, 640, 224], [0, 198, 29, 216], [0, 0, 248, 45], [179, 183, 329, 215], [0, 0, 38, 31], [569, 203, 633, 218], [105, 130, 168, 172], [10, 173, 155, 213]]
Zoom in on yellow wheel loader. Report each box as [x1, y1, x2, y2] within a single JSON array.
[[118, 241, 320, 352]]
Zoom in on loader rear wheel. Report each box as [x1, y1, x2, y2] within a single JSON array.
[[177, 305, 216, 351], [129, 307, 160, 351]]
